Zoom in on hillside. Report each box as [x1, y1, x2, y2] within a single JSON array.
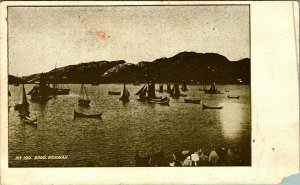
[[22, 52, 250, 84]]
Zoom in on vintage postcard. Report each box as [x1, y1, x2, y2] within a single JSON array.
[[0, 1, 299, 184]]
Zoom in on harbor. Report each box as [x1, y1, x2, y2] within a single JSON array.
[[8, 83, 251, 167]]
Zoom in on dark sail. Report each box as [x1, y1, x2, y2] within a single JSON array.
[[170, 84, 181, 99], [147, 83, 156, 98], [28, 72, 52, 101], [78, 84, 91, 107], [135, 85, 146, 95], [139, 86, 148, 100], [174, 84, 181, 98], [167, 84, 171, 93], [22, 84, 29, 108], [204, 81, 220, 94], [159, 84, 163, 93], [119, 84, 130, 102], [181, 82, 187, 91], [15, 84, 30, 116], [170, 85, 175, 97]]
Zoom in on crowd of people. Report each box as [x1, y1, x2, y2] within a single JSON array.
[[135, 147, 243, 167]]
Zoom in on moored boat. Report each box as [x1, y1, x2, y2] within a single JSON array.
[[166, 84, 171, 93], [119, 84, 130, 102], [157, 83, 164, 93], [73, 110, 102, 119], [148, 97, 170, 105], [204, 82, 221, 94], [27, 73, 52, 101], [108, 91, 121, 95], [202, 103, 223, 109], [136, 83, 166, 103], [181, 82, 188, 91], [227, 95, 239, 99], [78, 84, 91, 107], [184, 99, 201, 104], [20, 114, 37, 125], [15, 84, 37, 125], [14, 84, 30, 113], [170, 84, 180, 99]]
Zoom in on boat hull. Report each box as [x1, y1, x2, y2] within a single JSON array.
[[148, 97, 170, 105], [78, 99, 91, 107], [108, 91, 121, 95], [227, 96, 239, 99], [19, 114, 37, 125], [184, 99, 201, 104], [202, 104, 223, 109], [119, 97, 130, 102]]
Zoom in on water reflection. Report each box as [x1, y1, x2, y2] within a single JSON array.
[[219, 102, 244, 139]]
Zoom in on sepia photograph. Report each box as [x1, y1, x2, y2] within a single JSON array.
[[1, 1, 299, 184], [7, 5, 252, 167]]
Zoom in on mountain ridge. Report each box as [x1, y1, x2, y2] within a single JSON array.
[[17, 51, 250, 84]]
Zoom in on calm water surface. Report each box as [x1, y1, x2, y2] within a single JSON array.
[[8, 84, 251, 167]]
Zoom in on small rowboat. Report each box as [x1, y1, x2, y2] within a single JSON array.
[[20, 114, 37, 125], [227, 95, 239, 99], [23, 117, 37, 125], [74, 110, 102, 119], [148, 97, 170, 105], [108, 91, 121, 95], [180, 94, 187, 97], [184, 99, 201, 104], [202, 103, 223, 109]]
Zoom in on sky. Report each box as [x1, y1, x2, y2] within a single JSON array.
[[8, 6, 249, 76]]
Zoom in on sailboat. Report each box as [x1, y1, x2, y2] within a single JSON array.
[[181, 82, 188, 91], [78, 84, 91, 107], [15, 84, 37, 125], [119, 84, 130, 102], [14, 84, 29, 113], [157, 84, 164, 93], [204, 82, 221, 94], [50, 64, 70, 95], [136, 83, 169, 104], [166, 84, 171, 93], [27, 72, 52, 101], [170, 84, 181, 99], [135, 84, 147, 100]]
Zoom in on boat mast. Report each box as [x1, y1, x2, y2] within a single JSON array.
[[80, 84, 84, 100], [53, 63, 57, 89], [22, 84, 28, 106], [83, 85, 89, 100]]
